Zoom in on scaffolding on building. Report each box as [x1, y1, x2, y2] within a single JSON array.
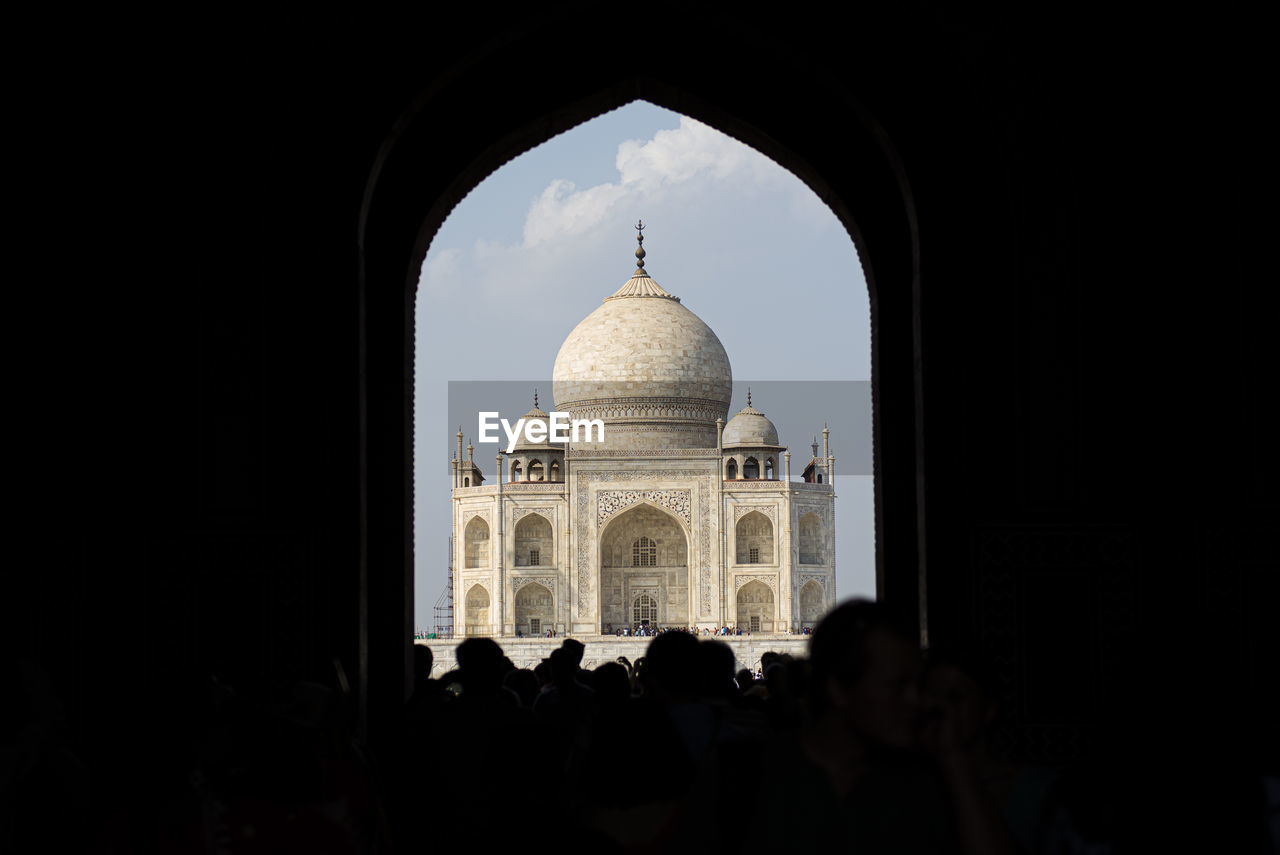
[[433, 536, 453, 637]]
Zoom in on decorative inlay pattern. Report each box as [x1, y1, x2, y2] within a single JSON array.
[[733, 504, 777, 523], [734, 574, 778, 593], [796, 503, 829, 525], [725, 480, 794, 490], [699, 481, 711, 616], [513, 507, 557, 524], [463, 509, 491, 526], [562, 397, 727, 423], [512, 575, 556, 593], [798, 573, 828, 592], [597, 490, 691, 528]]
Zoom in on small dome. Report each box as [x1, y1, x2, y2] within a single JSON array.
[[723, 400, 780, 447], [509, 395, 564, 453]]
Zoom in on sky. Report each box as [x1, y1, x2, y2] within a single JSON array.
[[414, 101, 873, 630]]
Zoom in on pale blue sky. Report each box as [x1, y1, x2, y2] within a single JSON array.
[[414, 101, 873, 630]]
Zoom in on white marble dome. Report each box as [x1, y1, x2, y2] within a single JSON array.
[[552, 261, 732, 450], [723, 401, 780, 447]]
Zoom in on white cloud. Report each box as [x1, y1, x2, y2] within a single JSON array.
[[520, 117, 789, 249]]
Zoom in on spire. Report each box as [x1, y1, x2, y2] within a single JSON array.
[[747, 387, 752, 408], [533, 388, 539, 410], [606, 222, 679, 301], [634, 220, 646, 272]]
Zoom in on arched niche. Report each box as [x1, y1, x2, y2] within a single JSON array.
[[599, 503, 690, 631], [464, 516, 490, 568], [464, 584, 490, 636], [514, 512, 552, 567], [799, 579, 826, 626], [514, 582, 554, 636], [798, 512, 825, 565], [735, 580, 775, 632], [735, 510, 774, 564]]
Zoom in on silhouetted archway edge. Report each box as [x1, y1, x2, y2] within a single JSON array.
[[358, 61, 925, 727]]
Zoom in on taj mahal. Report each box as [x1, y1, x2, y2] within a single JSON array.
[[449, 225, 837, 637]]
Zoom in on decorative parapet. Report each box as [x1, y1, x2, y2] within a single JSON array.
[[453, 483, 566, 497], [723, 480, 789, 490], [453, 485, 498, 496], [500, 482, 566, 493]]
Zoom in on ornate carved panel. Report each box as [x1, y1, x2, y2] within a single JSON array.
[[513, 506, 557, 525], [733, 504, 777, 523], [512, 575, 556, 594], [597, 490, 691, 528], [734, 574, 778, 593], [699, 481, 711, 616]]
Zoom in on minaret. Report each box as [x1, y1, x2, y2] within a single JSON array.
[[456, 426, 464, 487], [823, 423, 831, 483]]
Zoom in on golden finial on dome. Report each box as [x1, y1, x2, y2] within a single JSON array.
[[747, 387, 752, 407], [634, 220, 646, 272], [533, 388, 539, 409]]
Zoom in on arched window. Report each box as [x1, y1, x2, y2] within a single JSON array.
[[632, 536, 657, 567], [726, 459, 738, 480], [743, 457, 760, 479], [765, 458, 774, 479], [633, 594, 657, 626], [549, 460, 560, 482], [511, 460, 523, 481], [528, 459, 544, 481]]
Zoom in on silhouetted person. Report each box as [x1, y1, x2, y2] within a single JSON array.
[[746, 599, 1015, 854]]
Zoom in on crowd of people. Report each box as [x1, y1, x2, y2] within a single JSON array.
[[607, 623, 813, 637], [7, 599, 1274, 852]]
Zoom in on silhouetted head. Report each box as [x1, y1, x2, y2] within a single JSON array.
[[455, 637, 508, 693], [642, 632, 701, 701], [502, 668, 540, 709], [592, 661, 631, 706], [413, 645, 434, 682], [697, 640, 737, 698], [560, 638, 585, 669], [810, 599, 920, 749]]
